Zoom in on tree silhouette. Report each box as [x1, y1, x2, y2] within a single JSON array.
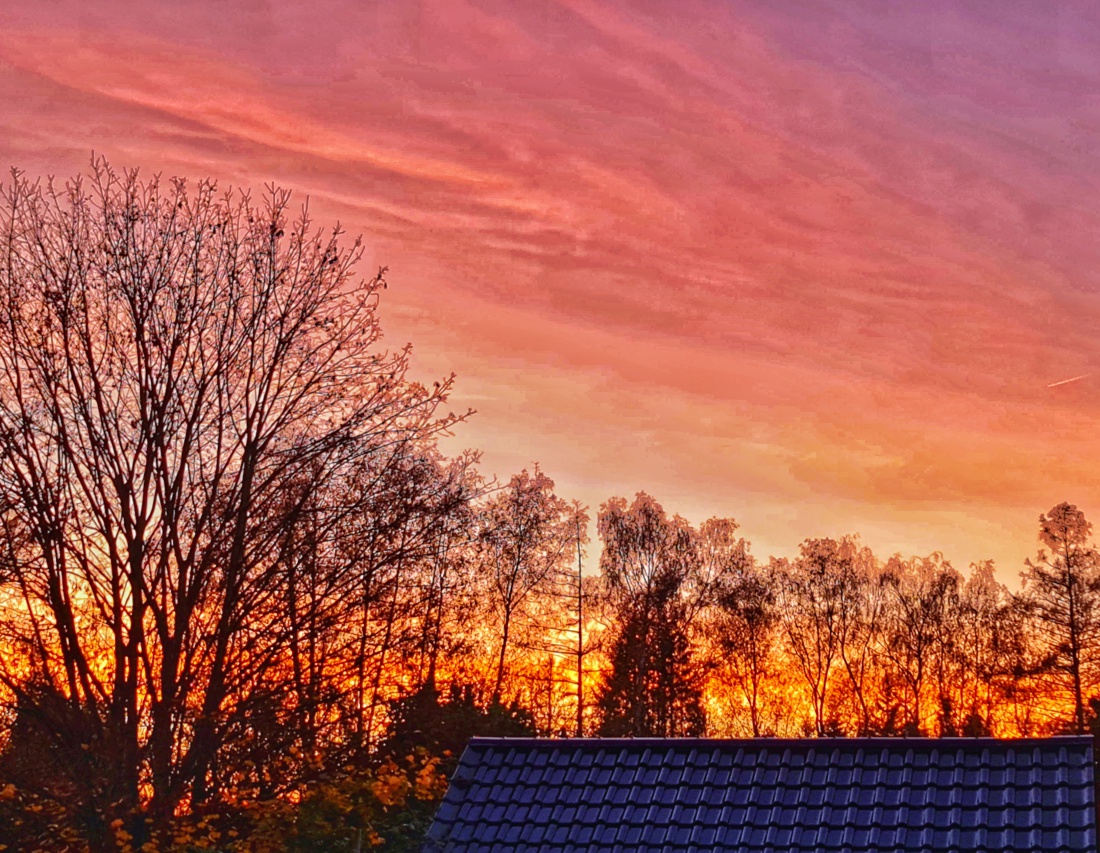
[[880, 553, 961, 735], [776, 538, 866, 737], [714, 568, 776, 737], [0, 162, 1098, 848], [1019, 502, 1100, 733], [594, 494, 710, 737], [477, 466, 575, 705], [0, 160, 464, 848]]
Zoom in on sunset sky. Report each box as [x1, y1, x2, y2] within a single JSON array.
[[2, 0, 1099, 580]]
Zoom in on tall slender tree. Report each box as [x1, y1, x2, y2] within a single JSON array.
[[881, 553, 961, 735], [714, 566, 776, 737], [1019, 502, 1100, 733], [477, 466, 575, 705], [776, 537, 865, 736]]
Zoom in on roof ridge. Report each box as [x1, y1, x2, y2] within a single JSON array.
[[465, 735, 1094, 748]]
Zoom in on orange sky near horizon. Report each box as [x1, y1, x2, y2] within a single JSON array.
[[2, 0, 1099, 581]]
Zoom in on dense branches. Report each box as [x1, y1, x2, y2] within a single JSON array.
[[477, 467, 576, 705], [0, 161, 464, 847], [1019, 502, 1100, 733], [594, 495, 734, 737]]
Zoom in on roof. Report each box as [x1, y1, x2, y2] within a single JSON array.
[[424, 736, 1097, 852]]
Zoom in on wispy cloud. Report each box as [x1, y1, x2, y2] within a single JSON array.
[[2, 0, 1099, 572]]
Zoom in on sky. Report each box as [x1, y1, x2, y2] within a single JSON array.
[[1, 0, 1099, 581]]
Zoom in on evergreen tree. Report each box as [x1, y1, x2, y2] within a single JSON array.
[[597, 579, 705, 737], [1019, 502, 1100, 733], [594, 494, 709, 736]]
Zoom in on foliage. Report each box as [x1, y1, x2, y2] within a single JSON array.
[[594, 494, 721, 737], [0, 748, 447, 853], [1019, 502, 1100, 733], [380, 681, 535, 771]]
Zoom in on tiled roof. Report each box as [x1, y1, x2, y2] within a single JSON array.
[[425, 736, 1096, 852]]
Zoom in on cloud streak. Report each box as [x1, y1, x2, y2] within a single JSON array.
[[1, 0, 1099, 573]]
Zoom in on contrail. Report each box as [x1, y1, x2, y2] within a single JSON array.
[[1047, 373, 1090, 388]]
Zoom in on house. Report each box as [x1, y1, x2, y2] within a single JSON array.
[[424, 736, 1096, 852]]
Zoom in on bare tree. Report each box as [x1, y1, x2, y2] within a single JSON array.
[[714, 565, 776, 737], [510, 500, 592, 737], [880, 553, 960, 735], [349, 446, 483, 749], [935, 561, 1011, 736], [570, 502, 591, 736], [776, 537, 865, 737], [0, 161, 463, 847], [829, 541, 884, 736], [477, 466, 575, 705]]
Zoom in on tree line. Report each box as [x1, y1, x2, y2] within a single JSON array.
[[0, 162, 1096, 852], [592, 495, 1100, 745]]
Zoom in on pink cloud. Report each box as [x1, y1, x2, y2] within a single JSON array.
[[1, 0, 1099, 574]]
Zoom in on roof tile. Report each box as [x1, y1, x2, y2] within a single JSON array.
[[425, 736, 1097, 852]]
